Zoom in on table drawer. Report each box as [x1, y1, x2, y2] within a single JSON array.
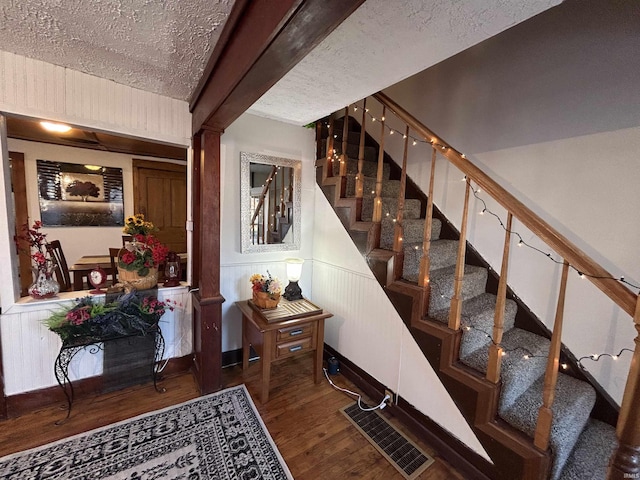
[[275, 337, 313, 359], [276, 323, 313, 342]]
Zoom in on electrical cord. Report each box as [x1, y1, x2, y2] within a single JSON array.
[[323, 367, 390, 411]]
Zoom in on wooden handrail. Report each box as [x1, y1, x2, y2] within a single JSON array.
[[250, 165, 278, 226], [373, 91, 635, 317]]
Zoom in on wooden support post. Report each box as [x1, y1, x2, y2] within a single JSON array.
[[448, 179, 471, 331], [393, 125, 410, 280], [370, 105, 386, 250], [534, 261, 570, 451], [323, 116, 335, 181], [608, 294, 640, 479], [191, 127, 225, 395], [419, 147, 437, 318], [487, 212, 513, 383], [355, 98, 367, 219], [340, 106, 349, 177], [419, 147, 437, 291]]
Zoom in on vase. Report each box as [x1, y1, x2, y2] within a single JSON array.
[[28, 266, 60, 299], [253, 291, 280, 309]]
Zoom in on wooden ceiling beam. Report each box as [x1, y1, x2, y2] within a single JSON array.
[[190, 0, 365, 134]]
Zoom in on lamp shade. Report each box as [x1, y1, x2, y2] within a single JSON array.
[[285, 258, 304, 282]]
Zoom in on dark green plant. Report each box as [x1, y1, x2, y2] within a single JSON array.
[[44, 292, 173, 342]]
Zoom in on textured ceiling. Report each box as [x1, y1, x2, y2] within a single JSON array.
[[0, 0, 233, 101], [248, 0, 561, 125], [0, 0, 560, 127]]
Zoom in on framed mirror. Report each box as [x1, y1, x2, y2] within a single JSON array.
[[240, 152, 301, 253]]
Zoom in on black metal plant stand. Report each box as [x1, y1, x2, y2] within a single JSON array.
[[53, 326, 166, 423]]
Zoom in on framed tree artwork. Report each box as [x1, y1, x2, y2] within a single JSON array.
[[36, 160, 124, 227]]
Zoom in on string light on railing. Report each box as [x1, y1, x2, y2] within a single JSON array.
[[345, 99, 639, 292], [467, 179, 640, 290]]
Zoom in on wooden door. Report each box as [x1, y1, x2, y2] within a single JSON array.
[[10, 151, 31, 296], [133, 160, 187, 253]]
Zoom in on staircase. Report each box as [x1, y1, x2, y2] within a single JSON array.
[[316, 103, 624, 479]]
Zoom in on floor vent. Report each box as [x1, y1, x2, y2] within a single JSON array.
[[340, 402, 435, 480]]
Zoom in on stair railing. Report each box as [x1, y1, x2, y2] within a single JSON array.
[[250, 165, 278, 244], [323, 115, 335, 183], [371, 105, 386, 249], [355, 98, 367, 213], [534, 261, 569, 450], [326, 91, 639, 477], [392, 125, 410, 280], [487, 212, 513, 383], [418, 147, 437, 312]]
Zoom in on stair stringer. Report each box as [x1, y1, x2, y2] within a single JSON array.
[[317, 150, 551, 478], [385, 280, 550, 480]]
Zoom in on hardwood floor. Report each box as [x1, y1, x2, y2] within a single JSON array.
[[0, 353, 465, 479]]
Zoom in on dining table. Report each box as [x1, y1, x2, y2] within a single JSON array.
[[69, 253, 187, 291]]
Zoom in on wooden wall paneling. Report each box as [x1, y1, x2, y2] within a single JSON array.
[[0, 51, 191, 146]]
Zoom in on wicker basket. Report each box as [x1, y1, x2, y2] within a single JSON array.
[[117, 266, 158, 291], [253, 291, 280, 309]]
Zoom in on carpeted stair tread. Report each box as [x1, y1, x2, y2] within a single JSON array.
[[558, 419, 617, 480], [362, 197, 421, 221], [500, 373, 596, 480], [320, 139, 377, 162], [380, 217, 441, 249], [402, 239, 459, 282], [426, 265, 488, 314], [346, 175, 400, 198], [461, 328, 550, 412], [330, 156, 390, 178], [430, 293, 517, 358]]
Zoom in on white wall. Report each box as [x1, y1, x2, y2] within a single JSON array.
[[218, 113, 316, 353], [312, 185, 489, 459], [362, 0, 639, 404]]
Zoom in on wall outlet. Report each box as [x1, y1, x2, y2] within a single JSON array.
[[384, 389, 394, 406]]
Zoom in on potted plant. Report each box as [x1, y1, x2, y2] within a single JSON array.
[[250, 271, 282, 309], [118, 214, 168, 290]]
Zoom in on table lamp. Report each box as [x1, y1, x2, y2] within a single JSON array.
[[283, 258, 304, 300]]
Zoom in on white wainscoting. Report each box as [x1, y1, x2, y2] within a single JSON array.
[[1, 286, 192, 396]]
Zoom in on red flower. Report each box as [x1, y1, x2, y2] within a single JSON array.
[[121, 251, 136, 264]]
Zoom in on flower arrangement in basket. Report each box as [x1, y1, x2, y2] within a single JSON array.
[[44, 291, 175, 343], [118, 214, 169, 290], [250, 271, 282, 309], [15, 220, 60, 299]]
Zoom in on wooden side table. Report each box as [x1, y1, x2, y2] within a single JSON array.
[[235, 298, 332, 403]]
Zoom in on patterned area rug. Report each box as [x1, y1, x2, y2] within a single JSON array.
[[0, 385, 292, 480]]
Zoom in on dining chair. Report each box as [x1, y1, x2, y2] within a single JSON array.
[[45, 240, 72, 292], [122, 235, 133, 246], [109, 247, 121, 285]]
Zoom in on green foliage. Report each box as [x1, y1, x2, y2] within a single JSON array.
[[44, 292, 172, 343]]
